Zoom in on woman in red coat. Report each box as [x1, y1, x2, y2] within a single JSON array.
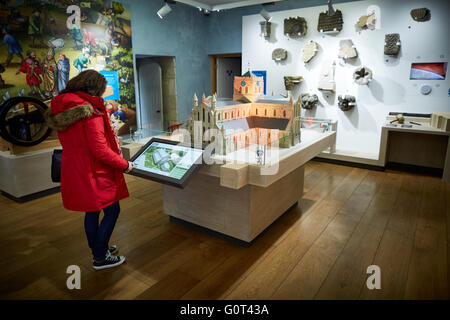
[[46, 70, 133, 270]]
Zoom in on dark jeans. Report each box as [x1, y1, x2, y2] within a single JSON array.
[[84, 202, 120, 262]]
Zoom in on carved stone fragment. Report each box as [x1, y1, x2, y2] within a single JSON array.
[[410, 8, 431, 22], [272, 48, 287, 61], [318, 9, 343, 33], [384, 33, 401, 56], [353, 66, 372, 85], [357, 12, 376, 30], [284, 76, 302, 91], [318, 60, 336, 92], [302, 41, 318, 63], [260, 21, 271, 38], [284, 17, 307, 37], [301, 93, 319, 110], [366, 13, 376, 29], [338, 39, 357, 60], [338, 95, 356, 111]]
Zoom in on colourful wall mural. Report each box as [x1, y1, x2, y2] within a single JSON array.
[[0, 0, 136, 133]]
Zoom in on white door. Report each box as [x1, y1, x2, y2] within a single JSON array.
[[138, 59, 163, 131], [216, 57, 241, 98]]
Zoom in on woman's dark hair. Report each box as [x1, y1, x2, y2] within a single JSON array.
[[60, 70, 107, 97]]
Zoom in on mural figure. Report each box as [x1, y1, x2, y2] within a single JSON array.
[[73, 51, 91, 74], [28, 9, 45, 48], [1, 26, 24, 66], [57, 54, 70, 93], [82, 28, 97, 54], [16, 51, 45, 99], [42, 48, 57, 98], [69, 24, 83, 50], [113, 104, 127, 122]]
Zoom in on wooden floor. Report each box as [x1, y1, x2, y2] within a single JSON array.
[[1, 161, 449, 299]]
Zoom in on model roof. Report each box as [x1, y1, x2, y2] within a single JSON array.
[[204, 100, 246, 108], [218, 116, 290, 134]]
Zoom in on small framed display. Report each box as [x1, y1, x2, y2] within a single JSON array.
[[129, 138, 204, 188]]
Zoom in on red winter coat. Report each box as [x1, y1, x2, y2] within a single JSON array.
[[46, 91, 129, 212]]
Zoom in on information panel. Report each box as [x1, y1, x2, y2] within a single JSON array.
[[129, 138, 203, 188]]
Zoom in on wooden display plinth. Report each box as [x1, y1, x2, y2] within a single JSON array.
[[163, 166, 304, 244], [161, 130, 335, 244], [0, 131, 61, 201], [379, 116, 450, 183], [0, 146, 60, 201], [0, 131, 60, 155]]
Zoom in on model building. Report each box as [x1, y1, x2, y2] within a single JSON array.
[[188, 71, 301, 154]]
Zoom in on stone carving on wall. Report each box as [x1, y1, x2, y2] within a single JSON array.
[[338, 39, 357, 60], [317, 10, 343, 33], [338, 95, 356, 111], [357, 12, 376, 30], [318, 60, 336, 92], [284, 17, 307, 37], [353, 66, 373, 85], [260, 21, 271, 38], [284, 76, 302, 91], [301, 41, 319, 63], [272, 48, 287, 61], [301, 93, 319, 110], [410, 8, 431, 22], [384, 33, 401, 56]]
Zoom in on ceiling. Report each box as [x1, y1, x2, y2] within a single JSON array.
[[175, 0, 285, 11]]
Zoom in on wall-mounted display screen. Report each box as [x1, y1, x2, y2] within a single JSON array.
[[129, 138, 204, 188], [410, 62, 448, 80]]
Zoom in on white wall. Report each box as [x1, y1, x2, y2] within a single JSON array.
[[242, 0, 450, 159]]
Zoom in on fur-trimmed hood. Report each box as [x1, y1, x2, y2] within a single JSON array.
[[45, 104, 94, 131], [46, 92, 104, 131]]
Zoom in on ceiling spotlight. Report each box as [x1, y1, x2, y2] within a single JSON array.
[[203, 9, 210, 16], [157, 3, 172, 19], [260, 8, 272, 22]]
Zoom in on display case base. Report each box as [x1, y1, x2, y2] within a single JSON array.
[[162, 165, 304, 243], [170, 200, 298, 247], [1, 187, 60, 203]]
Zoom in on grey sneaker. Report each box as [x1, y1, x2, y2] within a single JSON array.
[[93, 252, 126, 271]]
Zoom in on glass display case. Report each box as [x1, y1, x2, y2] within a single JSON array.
[[300, 117, 336, 133], [120, 127, 171, 145]]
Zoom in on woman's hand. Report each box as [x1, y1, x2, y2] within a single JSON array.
[[124, 161, 134, 173]]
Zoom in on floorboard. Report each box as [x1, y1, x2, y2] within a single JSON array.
[[0, 163, 448, 299]]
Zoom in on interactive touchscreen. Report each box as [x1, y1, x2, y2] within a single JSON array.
[[129, 138, 203, 188]]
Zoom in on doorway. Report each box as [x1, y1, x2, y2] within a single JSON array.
[[136, 56, 177, 132], [211, 54, 241, 98]]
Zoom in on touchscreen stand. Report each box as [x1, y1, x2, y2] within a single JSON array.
[[128, 138, 204, 188]]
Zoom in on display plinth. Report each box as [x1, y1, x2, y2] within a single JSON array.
[[160, 129, 336, 244], [162, 165, 304, 244], [0, 147, 60, 201]]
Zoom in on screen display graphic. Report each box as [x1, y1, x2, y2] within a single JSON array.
[[133, 141, 203, 181], [410, 62, 447, 80]]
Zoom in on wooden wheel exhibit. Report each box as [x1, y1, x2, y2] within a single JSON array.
[[0, 97, 52, 147]]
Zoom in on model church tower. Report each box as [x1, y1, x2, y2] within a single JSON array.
[[233, 71, 264, 103]]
